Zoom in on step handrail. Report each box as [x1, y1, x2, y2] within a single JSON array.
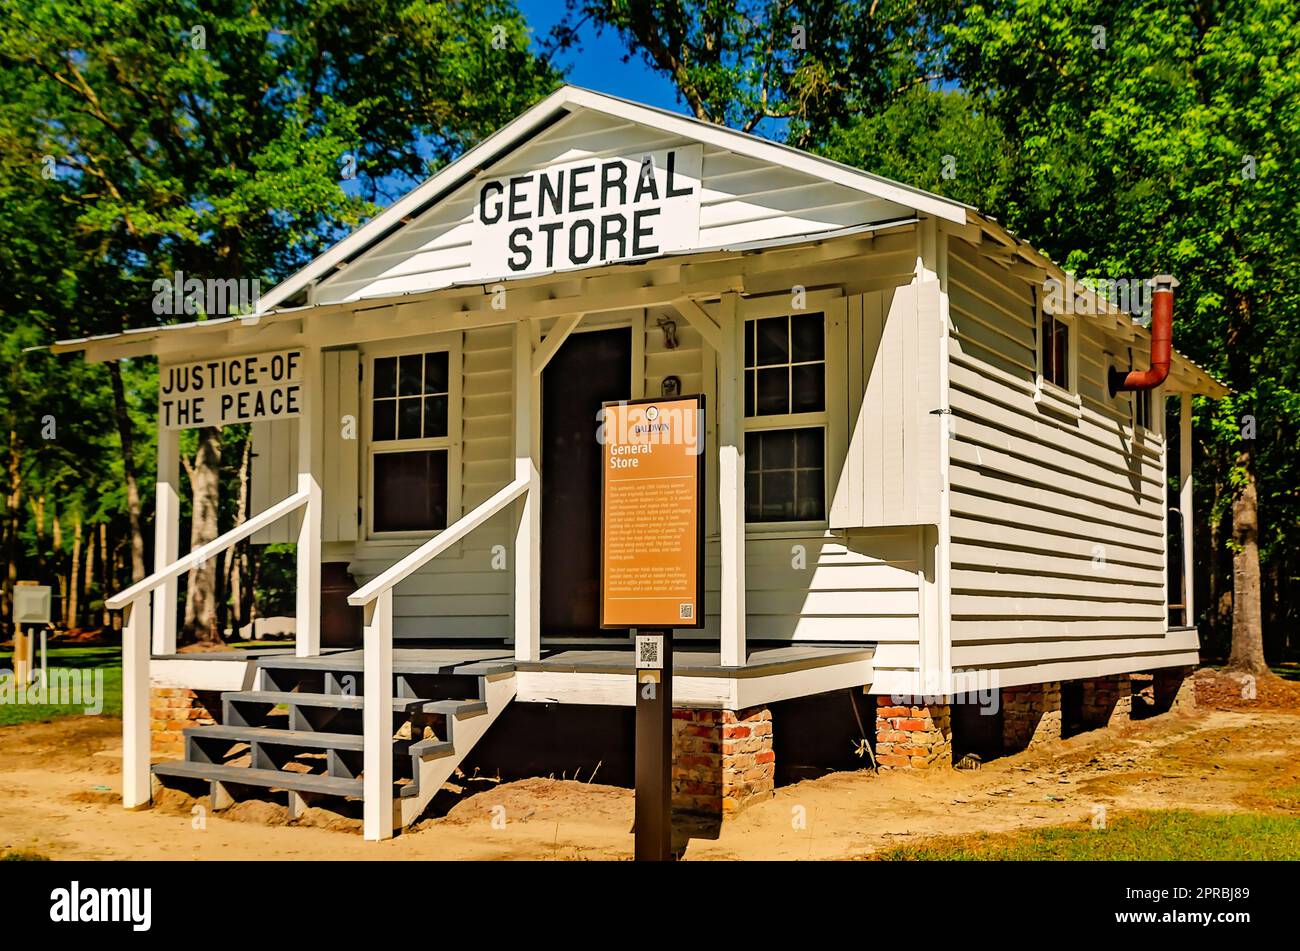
[[106, 488, 312, 611], [348, 477, 529, 608]]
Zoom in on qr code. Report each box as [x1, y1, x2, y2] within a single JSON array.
[[679, 602, 693, 620], [639, 639, 660, 664]]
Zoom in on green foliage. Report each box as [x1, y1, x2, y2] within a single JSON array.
[[0, 0, 559, 627]]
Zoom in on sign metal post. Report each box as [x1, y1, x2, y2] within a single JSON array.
[[600, 395, 705, 862]]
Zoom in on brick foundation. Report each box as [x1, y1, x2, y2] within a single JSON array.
[[874, 697, 952, 768], [1079, 674, 1132, 729], [150, 687, 220, 759], [1002, 682, 1062, 751], [672, 705, 774, 816], [1153, 666, 1196, 713]]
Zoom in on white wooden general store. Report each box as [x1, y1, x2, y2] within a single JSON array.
[[56, 87, 1226, 841]]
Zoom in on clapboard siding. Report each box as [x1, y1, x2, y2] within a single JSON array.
[[944, 238, 1175, 672], [312, 111, 910, 305], [694, 530, 921, 646]]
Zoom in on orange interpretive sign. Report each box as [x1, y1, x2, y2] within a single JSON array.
[[600, 395, 705, 629]]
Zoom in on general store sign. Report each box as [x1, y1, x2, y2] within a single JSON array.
[[600, 395, 705, 630], [473, 145, 702, 279], [159, 350, 302, 430]]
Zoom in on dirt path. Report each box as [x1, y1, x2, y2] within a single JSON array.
[[2, 704, 1297, 861]]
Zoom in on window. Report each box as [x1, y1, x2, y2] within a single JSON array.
[[746, 428, 825, 522], [745, 313, 825, 417], [373, 450, 447, 532], [369, 348, 455, 535], [372, 351, 449, 440], [1040, 312, 1071, 390], [743, 312, 827, 523], [1134, 388, 1152, 431]]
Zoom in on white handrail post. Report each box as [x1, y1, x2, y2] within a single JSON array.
[[718, 293, 747, 667], [122, 596, 152, 808], [296, 347, 323, 657], [362, 588, 394, 841], [513, 321, 540, 662], [153, 424, 180, 654]]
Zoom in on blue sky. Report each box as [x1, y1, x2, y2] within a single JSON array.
[[517, 1, 686, 113]]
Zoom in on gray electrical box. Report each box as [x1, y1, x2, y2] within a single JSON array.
[[13, 584, 52, 625]]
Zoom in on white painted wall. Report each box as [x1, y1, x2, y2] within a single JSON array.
[[943, 237, 1191, 685]]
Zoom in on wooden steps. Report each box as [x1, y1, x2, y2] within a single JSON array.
[[152, 654, 516, 831]]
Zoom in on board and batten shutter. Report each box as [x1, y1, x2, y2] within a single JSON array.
[[250, 349, 359, 543], [830, 281, 942, 529]]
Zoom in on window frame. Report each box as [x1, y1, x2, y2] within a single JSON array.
[[362, 333, 463, 542], [738, 294, 844, 533], [1033, 293, 1081, 416]]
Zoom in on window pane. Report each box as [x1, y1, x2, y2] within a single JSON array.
[[373, 357, 397, 399], [424, 351, 449, 394], [423, 395, 448, 438], [397, 397, 422, 440], [795, 427, 823, 467], [755, 316, 788, 366], [744, 369, 755, 418], [744, 427, 825, 523], [744, 319, 754, 369], [791, 364, 825, 413], [372, 399, 396, 441], [795, 470, 824, 520], [398, 354, 422, 395], [791, 313, 824, 362], [756, 367, 789, 415], [1040, 316, 1053, 381], [1053, 320, 1069, 387], [373, 450, 447, 532]]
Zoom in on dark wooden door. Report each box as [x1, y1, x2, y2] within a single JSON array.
[[541, 327, 631, 634]]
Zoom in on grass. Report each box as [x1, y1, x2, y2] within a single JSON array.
[[876, 810, 1300, 861], [0, 645, 122, 726], [1, 850, 50, 861]]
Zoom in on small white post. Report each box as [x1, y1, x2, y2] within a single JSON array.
[[513, 321, 540, 662], [296, 347, 323, 657], [153, 423, 180, 654], [122, 597, 152, 809], [718, 293, 747, 667], [1180, 396, 1195, 625], [362, 589, 394, 841]]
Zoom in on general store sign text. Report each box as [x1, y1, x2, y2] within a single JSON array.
[[473, 145, 702, 279]]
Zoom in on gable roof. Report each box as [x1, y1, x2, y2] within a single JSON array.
[[253, 84, 970, 314]]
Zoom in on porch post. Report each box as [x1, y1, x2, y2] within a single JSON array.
[[152, 424, 180, 654], [514, 321, 540, 661], [718, 293, 747, 667], [362, 588, 394, 840], [1180, 395, 1195, 625], [296, 346, 323, 657], [121, 598, 152, 808]]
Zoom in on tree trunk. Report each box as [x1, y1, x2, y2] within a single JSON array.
[[68, 516, 83, 630], [183, 426, 222, 644], [225, 434, 253, 639], [108, 361, 147, 583], [1226, 446, 1267, 674], [98, 523, 111, 627], [3, 429, 21, 622]]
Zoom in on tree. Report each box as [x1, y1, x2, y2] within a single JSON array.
[[0, 0, 559, 642], [939, 0, 1300, 675], [549, 0, 949, 144]]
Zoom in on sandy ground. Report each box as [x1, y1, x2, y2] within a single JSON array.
[[2, 680, 1298, 860]]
